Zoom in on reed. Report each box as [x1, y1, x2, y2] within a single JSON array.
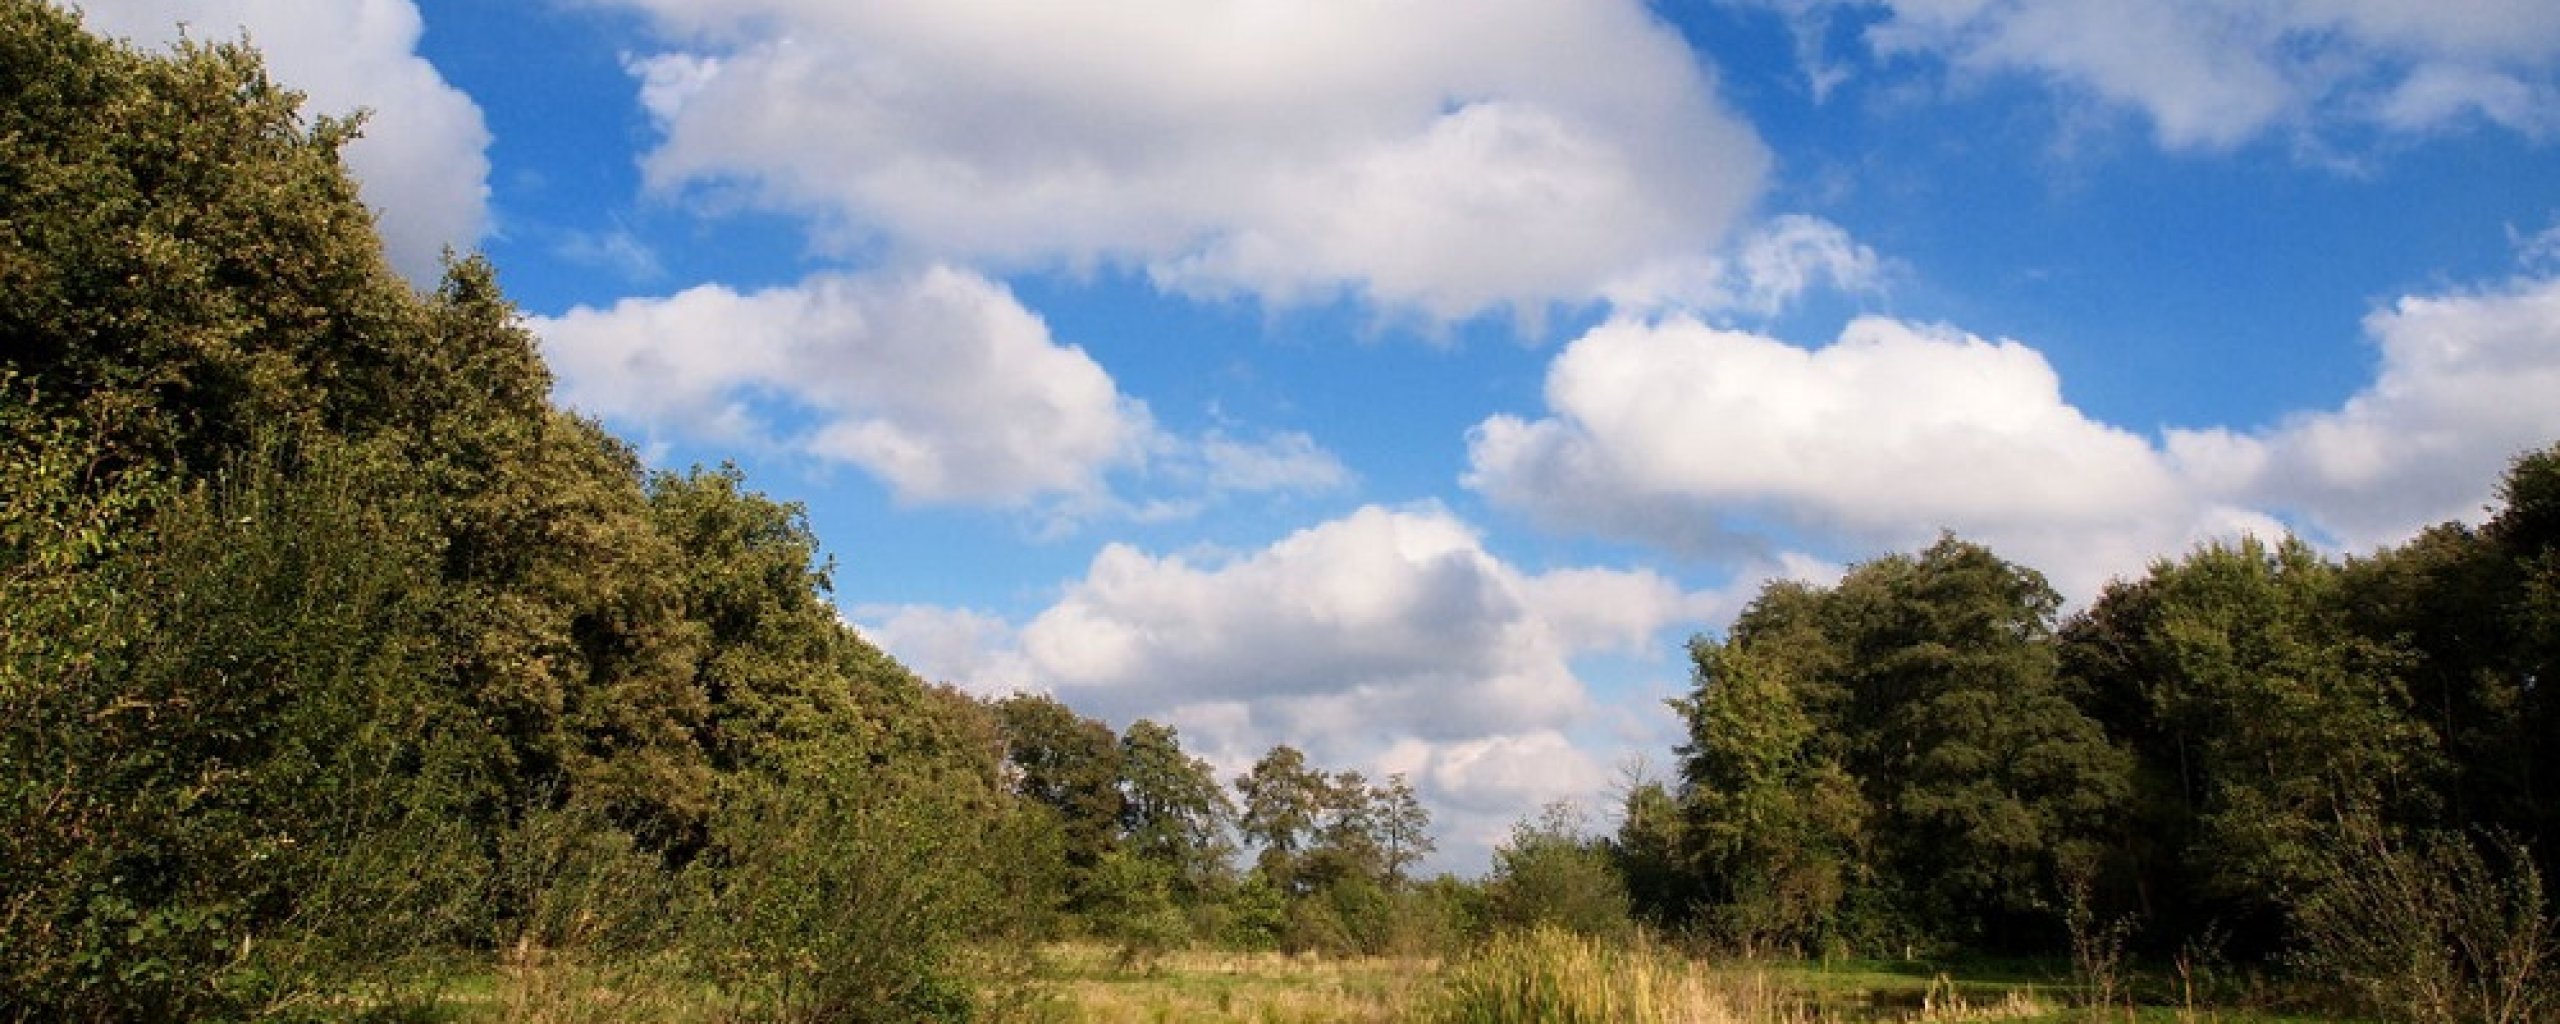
[[1430, 926, 1792, 1024]]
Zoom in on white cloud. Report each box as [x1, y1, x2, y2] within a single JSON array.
[[555, 228, 667, 283], [533, 265, 1146, 503], [854, 504, 1734, 869], [1769, 0, 2560, 147], [81, 0, 494, 281], [1465, 314, 2249, 594], [599, 0, 1768, 321], [2172, 274, 2560, 550], [852, 605, 1038, 697], [1467, 270, 2560, 597], [1019, 506, 1592, 731], [1604, 214, 1888, 317], [1194, 431, 1354, 495], [535, 265, 1356, 516]]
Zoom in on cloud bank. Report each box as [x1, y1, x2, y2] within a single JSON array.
[[532, 266, 1345, 511], [605, 0, 1770, 320], [1468, 271, 2560, 596]]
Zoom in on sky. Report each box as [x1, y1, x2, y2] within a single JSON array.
[[83, 0, 2560, 873]]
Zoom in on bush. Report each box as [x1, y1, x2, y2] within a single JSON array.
[[1484, 806, 1633, 940], [1, 442, 483, 1022], [685, 772, 990, 1023], [2291, 822, 2553, 1024], [1219, 876, 1290, 950]]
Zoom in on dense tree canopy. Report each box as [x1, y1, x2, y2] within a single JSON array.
[[1636, 454, 2560, 977]]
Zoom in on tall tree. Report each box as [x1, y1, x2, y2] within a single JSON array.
[[993, 694, 1125, 890], [1117, 719, 1234, 894], [2063, 536, 2438, 954], [1673, 635, 1865, 950], [1375, 774, 1435, 887], [1236, 745, 1326, 890], [1678, 535, 2128, 949]]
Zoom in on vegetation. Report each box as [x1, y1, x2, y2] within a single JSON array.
[[4, 2, 2557, 1021]]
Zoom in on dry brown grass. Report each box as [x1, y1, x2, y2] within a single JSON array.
[[1036, 933, 2059, 1024], [1030, 942, 1437, 1024]]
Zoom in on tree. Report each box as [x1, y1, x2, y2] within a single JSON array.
[[1673, 636, 1865, 951], [993, 693, 1125, 902], [1, 441, 486, 1019], [1237, 745, 1326, 890], [1117, 719, 1234, 894], [1667, 535, 2128, 951], [1611, 775, 1695, 930], [1375, 774, 1435, 887], [2063, 536, 2438, 955]]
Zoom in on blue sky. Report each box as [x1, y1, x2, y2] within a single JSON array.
[[88, 0, 2560, 871]]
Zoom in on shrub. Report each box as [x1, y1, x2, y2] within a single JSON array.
[[2291, 822, 2553, 1024], [1484, 805, 1633, 940], [686, 775, 989, 1023]]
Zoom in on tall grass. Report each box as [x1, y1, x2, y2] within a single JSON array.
[[1430, 927, 2054, 1024], [1430, 926, 1791, 1024]]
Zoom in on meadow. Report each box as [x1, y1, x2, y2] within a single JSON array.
[[1011, 930, 2362, 1024]]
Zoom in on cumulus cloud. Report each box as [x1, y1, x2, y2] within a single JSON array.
[[533, 265, 1352, 514], [1020, 506, 1606, 731], [1468, 269, 2560, 596], [854, 504, 1737, 868], [2171, 274, 2560, 550], [853, 605, 1039, 698], [81, 0, 493, 281], [1463, 315, 2247, 593], [534, 266, 1146, 503], [597, 0, 1768, 321], [1759, 0, 2560, 147]]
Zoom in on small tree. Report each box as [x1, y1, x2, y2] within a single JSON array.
[[1377, 773, 1436, 887]]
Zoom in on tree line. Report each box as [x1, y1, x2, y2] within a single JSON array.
[[1610, 456, 2559, 1012]]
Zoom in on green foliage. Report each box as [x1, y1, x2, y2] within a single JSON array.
[[688, 776, 987, 1024], [0, 5, 1040, 1018], [1673, 638, 1863, 952], [0, 0, 413, 479], [1237, 744, 1327, 888], [1485, 804, 1633, 940], [1667, 535, 2127, 953], [2066, 536, 2439, 953], [0, 440, 482, 1021], [1217, 875, 1292, 951], [1117, 719, 1236, 896], [996, 693, 1128, 903], [1085, 849, 1190, 968], [1609, 778, 1694, 932]]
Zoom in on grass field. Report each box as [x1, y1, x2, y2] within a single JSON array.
[[1025, 938, 2366, 1024], [423, 938, 2365, 1023], [1023, 943, 1436, 1023], [1023, 936, 2057, 1024]]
